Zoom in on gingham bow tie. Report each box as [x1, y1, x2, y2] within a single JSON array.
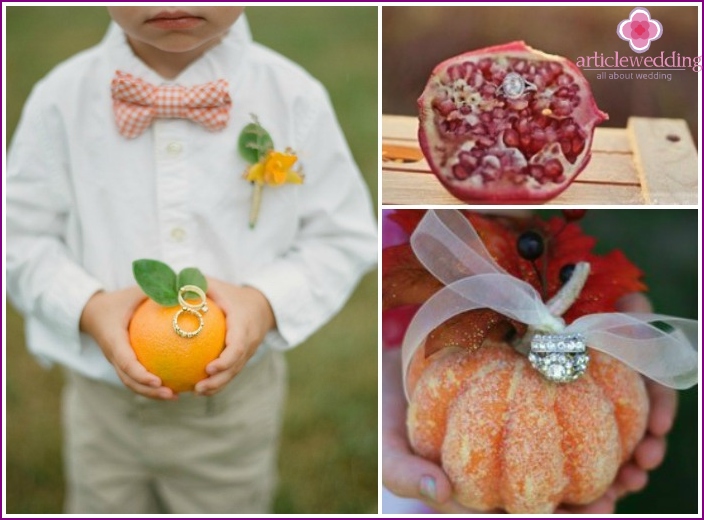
[[111, 70, 232, 138]]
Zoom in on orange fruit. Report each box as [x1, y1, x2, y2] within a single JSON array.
[[128, 297, 226, 393]]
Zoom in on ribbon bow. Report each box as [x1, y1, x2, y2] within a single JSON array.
[[111, 70, 232, 139], [402, 210, 698, 398]]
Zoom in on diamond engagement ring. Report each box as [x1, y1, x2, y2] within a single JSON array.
[[173, 285, 208, 338], [528, 333, 589, 383], [497, 72, 538, 99]]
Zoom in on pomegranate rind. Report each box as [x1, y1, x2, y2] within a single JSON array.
[[418, 41, 608, 203]]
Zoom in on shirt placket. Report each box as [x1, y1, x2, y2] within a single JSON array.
[[153, 118, 193, 268]]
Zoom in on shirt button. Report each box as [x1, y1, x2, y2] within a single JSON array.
[[166, 142, 183, 155], [170, 227, 186, 242]]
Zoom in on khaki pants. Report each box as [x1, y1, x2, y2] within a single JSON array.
[[62, 351, 286, 514]]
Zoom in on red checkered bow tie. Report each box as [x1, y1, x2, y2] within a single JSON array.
[[111, 70, 232, 138]]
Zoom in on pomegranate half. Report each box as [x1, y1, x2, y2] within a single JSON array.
[[418, 41, 607, 203]]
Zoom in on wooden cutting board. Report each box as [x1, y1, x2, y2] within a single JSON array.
[[382, 115, 698, 205]]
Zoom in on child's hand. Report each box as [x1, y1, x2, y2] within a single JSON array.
[[194, 278, 275, 396], [80, 287, 176, 400]]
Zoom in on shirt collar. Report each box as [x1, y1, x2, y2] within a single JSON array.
[[103, 14, 252, 86]]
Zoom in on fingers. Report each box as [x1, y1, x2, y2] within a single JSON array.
[[634, 436, 666, 470], [194, 347, 246, 396], [613, 462, 649, 497], [382, 448, 453, 504], [195, 333, 251, 396], [110, 330, 176, 400], [606, 381, 674, 502], [203, 276, 229, 310], [645, 380, 678, 436], [556, 489, 617, 514], [114, 357, 175, 400], [194, 281, 272, 396], [615, 292, 653, 313]]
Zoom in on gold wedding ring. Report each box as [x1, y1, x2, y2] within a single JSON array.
[[172, 285, 208, 338], [172, 308, 204, 338], [177, 284, 208, 312]]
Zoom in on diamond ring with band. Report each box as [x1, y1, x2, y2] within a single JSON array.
[[497, 72, 538, 99], [528, 333, 589, 383]]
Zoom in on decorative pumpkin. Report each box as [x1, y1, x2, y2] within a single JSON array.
[[407, 343, 648, 513], [383, 210, 654, 513]]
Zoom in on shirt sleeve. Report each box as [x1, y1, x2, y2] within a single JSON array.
[[6, 86, 104, 349], [241, 85, 378, 349]]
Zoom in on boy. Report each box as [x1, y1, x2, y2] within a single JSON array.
[[7, 7, 377, 514]]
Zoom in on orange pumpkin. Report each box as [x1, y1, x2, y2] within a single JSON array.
[[407, 341, 649, 513]]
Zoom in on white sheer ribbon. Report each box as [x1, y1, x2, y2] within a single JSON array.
[[402, 210, 698, 399]]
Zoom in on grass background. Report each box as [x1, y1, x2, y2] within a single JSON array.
[[3, 6, 378, 514]]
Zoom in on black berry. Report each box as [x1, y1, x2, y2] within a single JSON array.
[[517, 231, 544, 260], [559, 263, 576, 284]]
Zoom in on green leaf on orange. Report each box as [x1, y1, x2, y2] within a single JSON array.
[[132, 259, 178, 307], [177, 267, 208, 299]]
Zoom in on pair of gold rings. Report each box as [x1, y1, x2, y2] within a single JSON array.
[[172, 285, 209, 338]]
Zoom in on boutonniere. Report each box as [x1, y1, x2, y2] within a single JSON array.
[[239, 116, 304, 228]]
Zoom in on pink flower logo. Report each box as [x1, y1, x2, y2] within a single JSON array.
[[617, 7, 663, 53]]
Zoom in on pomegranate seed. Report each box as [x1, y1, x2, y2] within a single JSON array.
[[560, 139, 572, 157], [562, 121, 576, 137], [529, 165, 545, 179], [460, 153, 478, 170], [517, 119, 530, 135], [557, 74, 574, 86], [544, 159, 564, 179], [434, 99, 456, 117], [503, 128, 520, 147], [478, 58, 492, 72], [554, 104, 573, 118], [453, 164, 470, 180], [477, 135, 494, 148], [572, 137, 585, 155], [530, 137, 546, 155], [510, 98, 529, 111], [534, 115, 549, 128]]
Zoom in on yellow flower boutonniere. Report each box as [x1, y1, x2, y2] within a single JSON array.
[[239, 116, 304, 228]]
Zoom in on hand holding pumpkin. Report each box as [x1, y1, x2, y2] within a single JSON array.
[[382, 294, 678, 514], [383, 347, 480, 513], [382, 210, 693, 514], [578, 293, 676, 502]]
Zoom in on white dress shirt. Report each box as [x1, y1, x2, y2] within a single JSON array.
[[6, 17, 377, 386]]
